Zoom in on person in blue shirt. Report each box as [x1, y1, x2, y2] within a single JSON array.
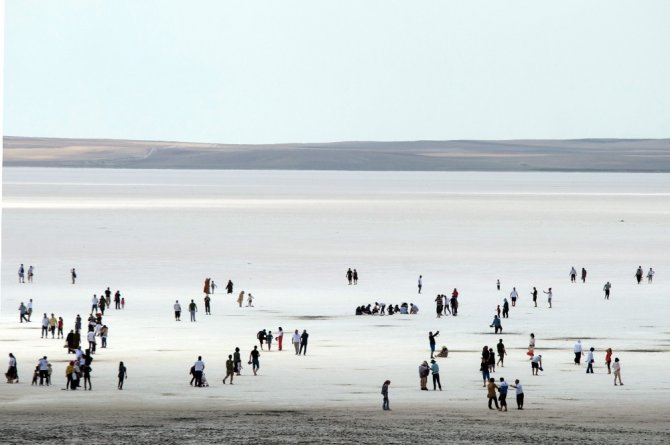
[[498, 377, 509, 411], [430, 359, 442, 391]]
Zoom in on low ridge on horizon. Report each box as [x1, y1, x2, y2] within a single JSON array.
[[4, 135, 670, 172]]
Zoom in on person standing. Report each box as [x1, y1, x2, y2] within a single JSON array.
[[430, 359, 442, 391], [502, 298, 509, 318], [498, 377, 509, 411], [100, 325, 108, 348], [381, 380, 391, 411], [603, 282, 612, 300], [87, 329, 97, 354], [38, 356, 49, 385], [543, 288, 553, 308], [299, 330, 309, 355], [487, 378, 501, 410], [222, 355, 234, 384], [574, 340, 583, 365], [71, 268, 77, 284], [581, 267, 587, 283], [249, 347, 260, 376], [41, 314, 49, 338], [189, 299, 197, 322], [511, 379, 524, 409], [193, 356, 205, 387], [91, 295, 98, 314], [496, 339, 506, 367], [247, 293, 254, 307], [605, 348, 613, 374], [28, 265, 34, 283], [114, 291, 121, 309], [6, 353, 18, 383], [496, 279, 500, 291], [233, 347, 242, 375], [451, 288, 459, 316], [613, 358, 623, 385], [586, 347, 595, 373], [647, 268, 654, 283], [292, 330, 301, 355], [210, 280, 217, 294], [18, 264, 25, 283], [435, 295, 443, 318], [48, 314, 57, 339], [174, 300, 182, 321], [480, 357, 490, 387], [27, 299, 34, 321], [353, 269, 358, 285], [276, 327, 284, 351], [528, 333, 536, 358], [417, 275, 423, 294], [428, 331, 440, 358], [635, 266, 643, 284], [226, 280, 234, 294], [531, 287, 538, 307], [237, 291, 245, 307], [118, 362, 127, 389], [346, 268, 353, 285], [267, 330, 274, 351], [57, 317, 64, 339], [203, 278, 211, 296], [570, 266, 577, 283], [204, 295, 211, 315], [510, 287, 518, 307], [419, 361, 430, 390]]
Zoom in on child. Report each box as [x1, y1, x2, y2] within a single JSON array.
[[121, 297, 125, 309], [247, 293, 254, 307], [31, 366, 39, 385], [511, 379, 524, 409]]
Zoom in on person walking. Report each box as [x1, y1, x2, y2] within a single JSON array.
[[118, 362, 127, 389], [502, 298, 509, 318], [41, 314, 49, 338], [346, 268, 353, 285], [480, 357, 490, 387], [543, 288, 553, 308], [71, 268, 77, 284], [586, 347, 595, 374], [603, 282, 612, 300], [203, 278, 211, 296], [353, 269, 358, 285], [510, 287, 518, 307], [498, 377, 509, 411], [292, 330, 301, 355], [417, 275, 423, 294], [28, 265, 34, 283], [267, 330, 274, 351], [100, 325, 108, 348], [18, 302, 29, 323], [249, 346, 260, 375], [233, 347, 242, 375], [430, 359, 442, 391], [299, 330, 309, 355], [18, 264, 25, 283], [222, 355, 234, 384], [174, 300, 182, 321], [428, 331, 440, 358], [496, 339, 506, 367], [381, 380, 391, 411], [204, 295, 211, 315], [276, 327, 284, 351], [496, 279, 500, 291], [487, 378, 501, 410], [210, 280, 217, 294], [613, 358, 623, 385], [57, 317, 64, 339], [193, 356, 205, 387], [6, 353, 19, 383], [570, 266, 577, 283], [418, 361, 430, 390], [574, 340, 583, 365], [226, 280, 234, 294], [114, 291, 121, 309], [581, 267, 587, 283], [451, 288, 459, 316], [511, 379, 524, 409], [635, 266, 643, 284], [647, 268, 654, 283], [189, 300, 197, 322], [237, 291, 245, 307], [490, 315, 502, 334]]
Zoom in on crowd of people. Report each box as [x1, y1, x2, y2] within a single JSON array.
[[355, 302, 418, 315]]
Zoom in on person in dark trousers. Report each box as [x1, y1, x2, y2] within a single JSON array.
[[581, 268, 587, 283], [435, 295, 443, 318], [496, 339, 506, 367], [204, 295, 211, 315], [570, 267, 577, 283], [496, 279, 500, 291], [511, 379, 524, 409], [417, 275, 423, 294], [299, 330, 309, 355], [226, 280, 234, 294], [193, 356, 205, 386], [381, 380, 391, 410], [346, 268, 353, 285], [498, 377, 509, 411], [257, 329, 267, 350], [189, 300, 197, 322], [71, 268, 77, 284], [223, 354, 234, 384], [502, 298, 509, 318], [487, 378, 501, 410], [233, 347, 242, 375], [118, 362, 127, 389], [531, 287, 538, 307], [114, 291, 121, 309], [353, 269, 358, 285], [490, 315, 502, 334], [249, 347, 260, 375], [429, 331, 440, 358], [635, 266, 643, 284], [603, 282, 612, 300], [430, 359, 442, 391], [174, 300, 182, 321]]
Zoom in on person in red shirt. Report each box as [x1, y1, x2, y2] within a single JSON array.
[[605, 348, 613, 374]]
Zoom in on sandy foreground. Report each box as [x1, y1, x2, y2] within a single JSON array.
[[2, 168, 670, 443]]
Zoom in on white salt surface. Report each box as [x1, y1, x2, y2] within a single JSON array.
[[2, 168, 670, 416]]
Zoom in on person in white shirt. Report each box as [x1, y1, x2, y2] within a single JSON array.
[[87, 330, 97, 354], [510, 287, 519, 307], [174, 300, 182, 321], [574, 340, 583, 365], [647, 268, 654, 283], [91, 295, 98, 313], [292, 330, 301, 355], [585, 347, 595, 373], [543, 288, 553, 308], [27, 300, 33, 321], [276, 327, 284, 351], [511, 379, 524, 409], [75, 347, 84, 361], [37, 356, 49, 385], [417, 275, 423, 294], [570, 266, 577, 283], [193, 356, 205, 387], [7, 353, 18, 383], [41, 314, 49, 338], [612, 357, 623, 386]]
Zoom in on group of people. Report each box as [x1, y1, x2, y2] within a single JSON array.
[[17, 264, 35, 283], [356, 302, 418, 315], [573, 340, 623, 385], [345, 268, 359, 285], [434, 290, 459, 317], [91, 288, 124, 314], [635, 266, 654, 284]]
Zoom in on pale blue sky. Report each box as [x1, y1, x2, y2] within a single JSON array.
[[4, 0, 670, 144]]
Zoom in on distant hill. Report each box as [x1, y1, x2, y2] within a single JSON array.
[[4, 136, 670, 171]]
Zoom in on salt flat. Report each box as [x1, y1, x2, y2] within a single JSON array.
[[2, 168, 669, 443]]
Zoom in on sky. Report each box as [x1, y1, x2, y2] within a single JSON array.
[[3, 0, 670, 144]]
